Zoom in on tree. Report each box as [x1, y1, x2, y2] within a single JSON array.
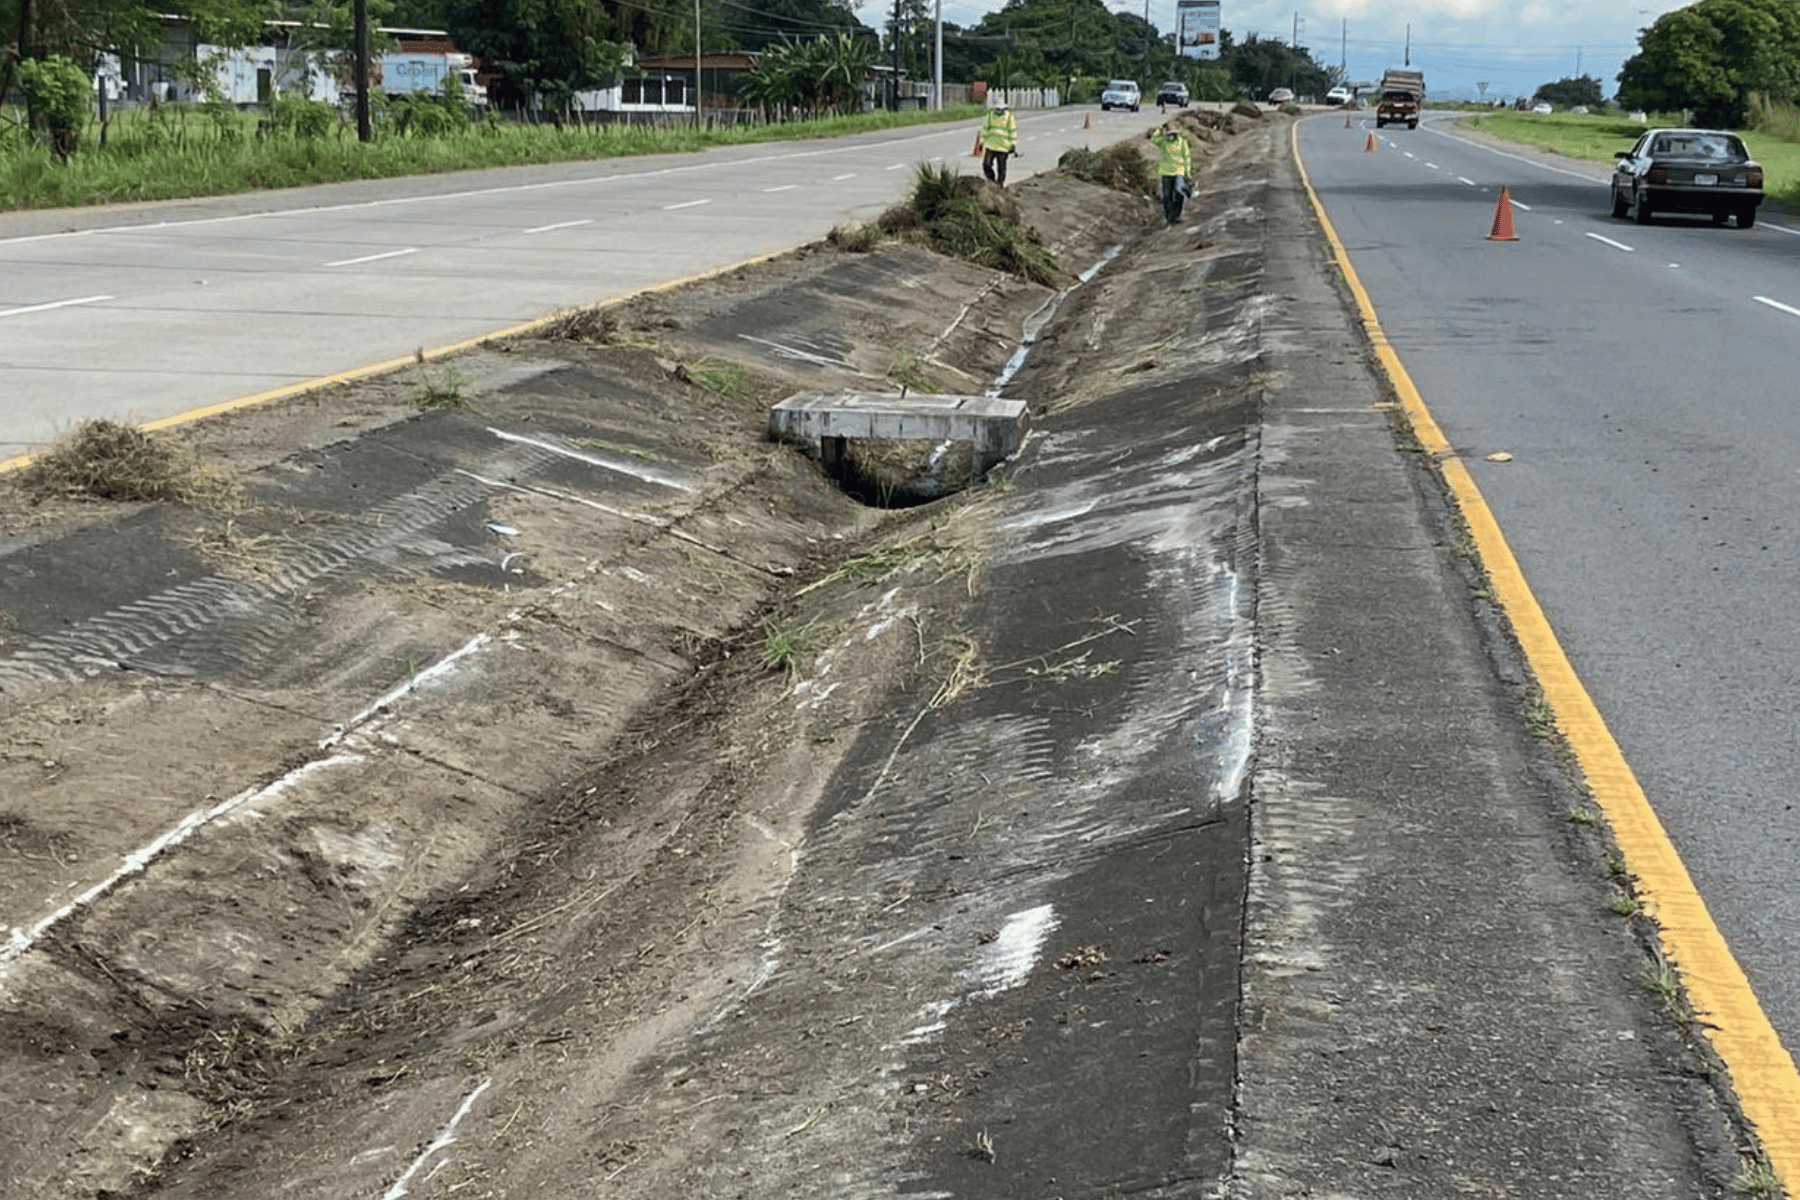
[[442, 0, 631, 114], [1617, 0, 1800, 127], [1223, 31, 1328, 101], [1533, 74, 1603, 108], [737, 32, 874, 115]]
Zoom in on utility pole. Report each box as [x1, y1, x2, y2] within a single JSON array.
[[353, 0, 370, 143], [693, 0, 702, 127], [1340, 18, 1346, 71], [891, 0, 902, 110], [1403, 22, 1410, 67], [934, 0, 943, 110]]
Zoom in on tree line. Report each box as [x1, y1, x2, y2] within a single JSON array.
[[2, 0, 1340, 141]]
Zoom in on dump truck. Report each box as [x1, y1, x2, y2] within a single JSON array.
[[1375, 68, 1422, 129]]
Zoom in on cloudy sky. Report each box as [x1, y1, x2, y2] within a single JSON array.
[[924, 0, 1692, 102]]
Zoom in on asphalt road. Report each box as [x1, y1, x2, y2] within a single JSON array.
[[1300, 110, 1800, 1070], [0, 106, 1158, 462]]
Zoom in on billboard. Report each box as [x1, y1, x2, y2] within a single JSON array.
[[1177, 0, 1220, 59]]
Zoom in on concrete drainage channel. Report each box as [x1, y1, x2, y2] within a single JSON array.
[[1, 149, 1274, 1197]]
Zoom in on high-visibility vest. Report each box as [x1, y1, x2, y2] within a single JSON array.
[[1153, 131, 1191, 176], [982, 110, 1018, 152]]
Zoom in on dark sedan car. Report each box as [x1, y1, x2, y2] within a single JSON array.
[[1156, 82, 1190, 107], [1610, 128, 1764, 228]]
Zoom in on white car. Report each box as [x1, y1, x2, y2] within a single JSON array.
[[1532, 102, 1553, 114], [1100, 80, 1141, 112], [1268, 87, 1295, 105], [1325, 85, 1353, 106]]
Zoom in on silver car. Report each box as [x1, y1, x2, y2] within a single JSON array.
[[1100, 79, 1141, 112]]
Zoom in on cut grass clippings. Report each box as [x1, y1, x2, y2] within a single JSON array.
[[17, 419, 238, 507], [878, 163, 1065, 288]]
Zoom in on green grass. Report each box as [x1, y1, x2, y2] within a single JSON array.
[[1462, 110, 1800, 208], [0, 101, 985, 213]]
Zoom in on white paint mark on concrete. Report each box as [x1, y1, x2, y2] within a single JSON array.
[[0, 753, 361, 988], [381, 1078, 492, 1199], [323, 247, 419, 268]]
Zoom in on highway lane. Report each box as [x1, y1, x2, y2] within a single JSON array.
[[0, 107, 1153, 461], [1300, 112, 1800, 1069]]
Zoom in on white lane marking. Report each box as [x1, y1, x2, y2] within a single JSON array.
[[1425, 161, 1439, 169], [763, 184, 798, 192], [1755, 295, 1800, 318], [1763, 222, 1800, 237], [832, 173, 856, 181], [1427, 121, 1615, 184], [886, 162, 908, 170], [1457, 176, 1476, 186], [324, 247, 418, 267], [662, 198, 712, 210], [522, 218, 593, 233], [0, 293, 113, 317], [1403, 151, 1415, 158], [1586, 231, 1635, 252], [1509, 197, 1532, 210], [0, 117, 1063, 247]]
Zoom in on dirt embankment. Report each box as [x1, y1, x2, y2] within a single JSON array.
[[0, 110, 1271, 1200]]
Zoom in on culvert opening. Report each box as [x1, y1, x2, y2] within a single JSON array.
[[769, 391, 1029, 510], [821, 435, 979, 508]]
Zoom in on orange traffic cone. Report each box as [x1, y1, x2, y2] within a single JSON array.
[[1487, 186, 1520, 241], [1082, 111, 1091, 130], [972, 131, 983, 157], [1364, 133, 1376, 153], [1344, 111, 1352, 128]]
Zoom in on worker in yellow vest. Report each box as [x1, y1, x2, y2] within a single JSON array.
[[981, 103, 1019, 186], [1148, 121, 1193, 226]]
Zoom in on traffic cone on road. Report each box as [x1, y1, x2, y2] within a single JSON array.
[[971, 130, 983, 157], [1364, 133, 1376, 153], [1487, 186, 1520, 241], [1082, 111, 1091, 130]]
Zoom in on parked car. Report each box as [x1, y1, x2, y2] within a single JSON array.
[[1532, 102, 1553, 114], [1100, 79, 1141, 111], [1324, 85, 1353, 106], [1156, 82, 1190, 107], [1268, 87, 1295, 105], [1610, 127, 1764, 227]]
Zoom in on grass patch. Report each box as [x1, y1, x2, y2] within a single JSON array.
[[827, 223, 883, 252], [0, 100, 986, 213], [759, 617, 819, 676], [1732, 1154, 1783, 1198], [1463, 110, 1800, 207], [17, 419, 237, 506], [1642, 949, 1692, 1025], [877, 163, 1065, 288], [1566, 805, 1598, 826], [682, 357, 755, 401], [887, 349, 942, 394], [410, 364, 474, 411]]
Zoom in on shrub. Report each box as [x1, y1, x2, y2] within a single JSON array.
[[17, 55, 90, 159]]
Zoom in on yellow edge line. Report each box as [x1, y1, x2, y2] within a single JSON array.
[[0, 248, 792, 478], [1291, 118, 1800, 1180]]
